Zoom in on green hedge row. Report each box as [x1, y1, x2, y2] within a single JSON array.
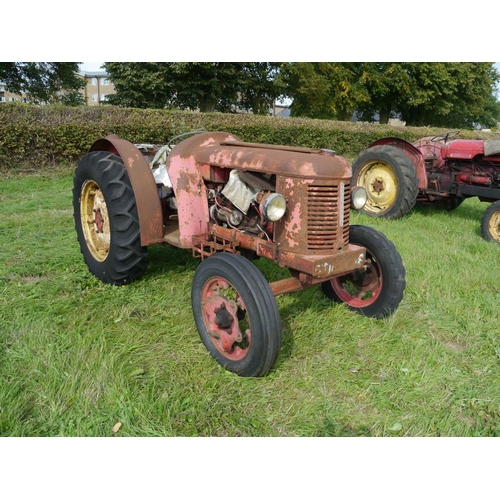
[[1, 103, 498, 169]]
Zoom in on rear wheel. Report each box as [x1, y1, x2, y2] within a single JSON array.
[[73, 151, 148, 285], [352, 145, 419, 219], [322, 225, 405, 318], [191, 252, 282, 377], [481, 201, 500, 243]]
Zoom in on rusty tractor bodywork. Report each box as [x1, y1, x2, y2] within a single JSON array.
[[351, 132, 500, 242], [73, 131, 406, 376]]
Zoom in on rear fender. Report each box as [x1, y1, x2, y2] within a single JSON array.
[[89, 135, 164, 246], [369, 137, 428, 190]]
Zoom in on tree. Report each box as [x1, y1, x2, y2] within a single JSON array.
[[237, 63, 285, 115], [356, 62, 500, 128], [102, 63, 174, 109], [282, 62, 500, 128], [0, 62, 85, 105], [280, 62, 370, 120], [103, 62, 284, 114]]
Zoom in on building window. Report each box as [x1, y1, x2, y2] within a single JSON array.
[[91, 78, 97, 85], [101, 78, 110, 86], [92, 94, 98, 102], [0, 96, 5, 102], [9, 97, 17, 102], [0, 85, 4, 91], [101, 94, 108, 102]]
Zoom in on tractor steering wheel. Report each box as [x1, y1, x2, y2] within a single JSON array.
[[167, 130, 207, 150], [430, 131, 460, 143]]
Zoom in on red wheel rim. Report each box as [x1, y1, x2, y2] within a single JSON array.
[[330, 251, 382, 307], [200, 277, 251, 361]]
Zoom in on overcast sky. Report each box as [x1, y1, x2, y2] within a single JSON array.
[[80, 62, 104, 72]]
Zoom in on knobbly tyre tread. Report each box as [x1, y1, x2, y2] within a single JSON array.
[[322, 225, 406, 318], [73, 151, 148, 285], [352, 145, 419, 219], [191, 252, 282, 377]]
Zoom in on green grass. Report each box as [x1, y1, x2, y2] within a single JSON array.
[[1, 167, 500, 436]]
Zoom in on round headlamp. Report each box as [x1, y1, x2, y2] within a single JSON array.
[[350, 186, 367, 210], [261, 193, 287, 222]]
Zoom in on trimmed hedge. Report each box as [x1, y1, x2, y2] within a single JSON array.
[[1, 103, 499, 169]]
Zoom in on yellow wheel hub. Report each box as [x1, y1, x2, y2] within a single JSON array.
[[80, 180, 110, 262], [357, 162, 398, 214], [488, 209, 500, 242]]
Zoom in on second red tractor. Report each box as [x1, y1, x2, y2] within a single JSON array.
[[351, 132, 500, 243]]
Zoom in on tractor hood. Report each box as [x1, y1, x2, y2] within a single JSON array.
[[170, 132, 352, 180], [442, 139, 500, 160]]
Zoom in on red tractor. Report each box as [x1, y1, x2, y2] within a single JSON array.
[[351, 132, 500, 242], [73, 131, 406, 377]]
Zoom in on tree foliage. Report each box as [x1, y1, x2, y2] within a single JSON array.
[[283, 62, 500, 128], [103, 62, 284, 114], [280, 62, 370, 120], [356, 62, 500, 128], [2, 61, 498, 129], [0, 62, 85, 105]]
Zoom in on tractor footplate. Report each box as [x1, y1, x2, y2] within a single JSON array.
[[192, 233, 240, 260]]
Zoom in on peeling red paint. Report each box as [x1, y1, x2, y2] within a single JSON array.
[[89, 131, 362, 280]]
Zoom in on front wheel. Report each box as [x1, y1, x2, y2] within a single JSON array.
[[191, 252, 282, 377], [352, 145, 419, 219], [322, 225, 406, 318], [481, 201, 500, 243]]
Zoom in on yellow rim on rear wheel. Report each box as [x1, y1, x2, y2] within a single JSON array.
[[80, 179, 110, 262], [357, 161, 398, 214], [488, 210, 500, 241]]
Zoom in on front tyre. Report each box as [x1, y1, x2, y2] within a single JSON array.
[[322, 225, 405, 318], [73, 151, 148, 285], [191, 252, 282, 377], [481, 201, 500, 243], [352, 145, 419, 219]]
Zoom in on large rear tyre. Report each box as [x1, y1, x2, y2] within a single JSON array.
[[191, 252, 282, 377], [322, 225, 405, 318], [352, 145, 419, 219], [481, 201, 500, 244], [73, 151, 148, 285]]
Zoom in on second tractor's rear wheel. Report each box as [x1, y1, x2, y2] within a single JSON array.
[[481, 201, 500, 243], [191, 252, 282, 377], [352, 145, 419, 219]]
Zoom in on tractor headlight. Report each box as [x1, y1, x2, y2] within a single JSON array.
[[350, 186, 367, 210], [261, 193, 287, 222]]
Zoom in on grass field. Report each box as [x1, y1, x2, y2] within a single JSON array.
[[1, 166, 500, 437]]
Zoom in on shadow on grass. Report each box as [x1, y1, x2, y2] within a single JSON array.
[[314, 418, 373, 437], [141, 242, 361, 376], [412, 198, 487, 222], [144, 243, 200, 278]]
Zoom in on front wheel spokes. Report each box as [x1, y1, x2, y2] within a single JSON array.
[[338, 261, 382, 301], [201, 278, 251, 359]]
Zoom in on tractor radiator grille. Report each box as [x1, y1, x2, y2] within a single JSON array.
[[307, 182, 350, 251]]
